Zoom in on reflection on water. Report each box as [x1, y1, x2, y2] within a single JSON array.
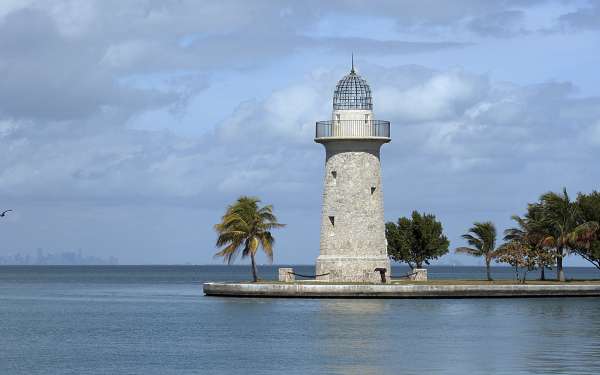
[[317, 300, 389, 375], [1, 266, 600, 375], [304, 297, 600, 375], [319, 299, 388, 315], [520, 299, 600, 374]]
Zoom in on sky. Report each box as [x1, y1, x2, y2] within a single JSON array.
[[1, 0, 600, 266]]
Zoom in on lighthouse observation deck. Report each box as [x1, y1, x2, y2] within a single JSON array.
[[315, 120, 390, 141]]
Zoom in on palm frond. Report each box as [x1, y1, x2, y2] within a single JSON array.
[[215, 230, 247, 247], [262, 222, 286, 230], [569, 221, 599, 248], [214, 241, 244, 264], [461, 234, 483, 250], [455, 246, 480, 256], [242, 236, 260, 258], [259, 232, 274, 262]]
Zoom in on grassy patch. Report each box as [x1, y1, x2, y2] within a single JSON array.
[[242, 279, 600, 286], [391, 279, 600, 285]]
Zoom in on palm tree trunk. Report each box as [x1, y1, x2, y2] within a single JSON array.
[[486, 259, 492, 281], [250, 252, 258, 282], [557, 253, 565, 282]]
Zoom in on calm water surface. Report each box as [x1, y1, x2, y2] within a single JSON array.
[[1, 265, 600, 375]]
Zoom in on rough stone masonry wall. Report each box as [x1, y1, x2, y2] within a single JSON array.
[[315, 140, 390, 282]]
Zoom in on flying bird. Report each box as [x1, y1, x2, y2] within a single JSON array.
[[0, 209, 12, 217]]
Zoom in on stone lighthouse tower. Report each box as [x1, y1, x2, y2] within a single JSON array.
[[315, 62, 391, 283]]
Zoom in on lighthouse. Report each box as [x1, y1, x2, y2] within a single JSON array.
[[315, 61, 391, 283]]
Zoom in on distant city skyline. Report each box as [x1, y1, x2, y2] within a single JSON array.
[[0, 1, 599, 266], [0, 249, 118, 266]]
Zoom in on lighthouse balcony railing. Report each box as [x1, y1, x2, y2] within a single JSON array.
[[315, 120, 390, 139]]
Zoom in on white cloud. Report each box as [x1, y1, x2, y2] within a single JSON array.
[[46, 0, 96, 37], [3, 64, 598, 208], [377, 70, 489, 122], [101, 40, 153, 69]]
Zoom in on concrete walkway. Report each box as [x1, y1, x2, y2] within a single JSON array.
[[203, 282, 600, 298]]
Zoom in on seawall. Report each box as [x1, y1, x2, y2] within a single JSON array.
[[203, 282, 600, 298]]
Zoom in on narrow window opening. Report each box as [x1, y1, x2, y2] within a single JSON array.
[[336, 114, 341, 123], [328, 216, 335, 226], [371, 186, 376, 195], [331, 171, 337, 179]]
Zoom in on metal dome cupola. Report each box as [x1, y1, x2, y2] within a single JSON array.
[[333, 65, 373, 110]]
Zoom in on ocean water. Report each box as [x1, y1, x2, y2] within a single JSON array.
[[1, 265, 600, 375]]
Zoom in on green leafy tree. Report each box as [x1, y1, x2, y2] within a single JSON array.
[[455, 221, 498, 281], [574, 191, 600, 270], [214, 196, 285, 282], [535, 188, 598, 281], [385, 211, 449, 269]]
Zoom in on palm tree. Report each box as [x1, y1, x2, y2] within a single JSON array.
[[536, 188, 598, 281], [214, 196, 285, 282], [456, 221, 498, 281]]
